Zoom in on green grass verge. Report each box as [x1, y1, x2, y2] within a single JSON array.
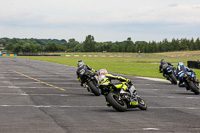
[[14, 52, 200, 80]]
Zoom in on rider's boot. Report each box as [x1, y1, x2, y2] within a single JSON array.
[[106, 101, 111, 107], [186, 86, 190, 90], [178, 83, 186, 87], [105, 97, 111, 107]]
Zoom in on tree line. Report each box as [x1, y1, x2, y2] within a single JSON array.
[[0, 35, 200, 54]]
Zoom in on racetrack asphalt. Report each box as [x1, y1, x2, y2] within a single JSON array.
[[0, 57, 200, 133]]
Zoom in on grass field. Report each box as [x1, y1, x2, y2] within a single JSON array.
[[12, 51, 200, 80]]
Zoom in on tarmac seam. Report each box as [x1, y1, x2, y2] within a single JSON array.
[[11, 70, 66, 91]]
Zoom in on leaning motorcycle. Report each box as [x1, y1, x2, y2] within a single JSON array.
[[98, 75, 147, 112], [162, 66, 177, 85], [182, 71, 199, 95], [79, 69, 101, 96]]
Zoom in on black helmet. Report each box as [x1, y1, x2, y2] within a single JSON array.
[[161, 59, 167, 64], [77, 60, 84, 68]]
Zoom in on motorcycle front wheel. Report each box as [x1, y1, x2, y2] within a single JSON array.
[[88, 81, 101, 96], [137, 97, 147, 110], [188, 81, 199, 95], [169, 74, 177, 85], [107, 92, 127, 112]]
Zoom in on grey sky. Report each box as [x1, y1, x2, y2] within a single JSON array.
[[0, 0, 200, 42]]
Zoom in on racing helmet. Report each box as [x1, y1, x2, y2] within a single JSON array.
[[161, 59, 167, 64], [77, 60, 84, 68], [99, 69, 108, 75], [177, 62, 184, 67]]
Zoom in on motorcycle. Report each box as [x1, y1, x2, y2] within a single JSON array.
[[78, 69, 101, 96], [182, 71, 199, 95], [162, 65, 177, 85], [98, 75, 147, 112]]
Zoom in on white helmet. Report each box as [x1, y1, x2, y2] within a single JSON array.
[[99, 69, 108, 75]]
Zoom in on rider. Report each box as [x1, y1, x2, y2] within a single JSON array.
[[159, 59, 173, 79], [76, 60, 97, 87], [98, 69, 138, 106], [176, 62, 195, 88]]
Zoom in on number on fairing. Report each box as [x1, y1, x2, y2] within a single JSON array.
[[80, 69, 85, 75]]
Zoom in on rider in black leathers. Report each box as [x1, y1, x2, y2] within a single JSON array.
[[76, 60, 97, 87], [159, 59, 173, 79]]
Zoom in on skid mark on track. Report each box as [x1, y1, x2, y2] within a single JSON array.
[[11, 70, 66, 91]]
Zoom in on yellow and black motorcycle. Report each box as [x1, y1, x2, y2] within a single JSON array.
[[98, 75, 147, 112]]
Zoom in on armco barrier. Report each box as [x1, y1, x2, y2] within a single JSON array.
[[61, 55, 130, 58], [0, 54, 17, 56], [187, 61, 200, 69]]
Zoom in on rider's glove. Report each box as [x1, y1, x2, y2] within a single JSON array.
[[159, 71, 162, 73]]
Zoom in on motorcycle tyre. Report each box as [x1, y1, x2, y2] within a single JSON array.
[[188, 82, 200, 95], [107, 92, 127, 112], [88, 81, 101, 96], [137, 98, 147, 110], [169, 74, 177, 85]]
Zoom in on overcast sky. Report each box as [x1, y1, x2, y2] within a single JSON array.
[[0, 0, 200, 42]]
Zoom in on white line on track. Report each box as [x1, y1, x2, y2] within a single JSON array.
[[0, 93, 69, 96], [43, 82, 80, 84], [0, 105, 199, 110], [11, 78, 75, 80], [135, 77, 170, 82], [143, 95, 200, 99], [0, 86, 84, 89], [0, 86, 52, 88], [143, 128, 160, 131], [149, 107, 200, 109]]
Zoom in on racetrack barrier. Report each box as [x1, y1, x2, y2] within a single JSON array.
[[187, 61, 200, 69], [60, 55, 130, 58], [0, 54, 17, 56]]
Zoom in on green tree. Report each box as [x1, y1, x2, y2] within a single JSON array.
[[22, 43, 31, 54], [195, 38, 200, 50], [0, 39, 6, 45], [109, 43, 119, 52], [135, 41, 147, 53], [4, 43, 15, 53], [179, 38, 189, 50], [125, 37, 134, 52], [171, 38, 179, 51], [161, 39, 169, 52], [58, 44, 67, 52], [48, 42, 58, 52], [13, 44, 22, 54], [83, 35, 96, 52], [29, 43, 37, 53], [35, 44, 43, 53], [189, 38, 196, 50], [74, 43, 84, 52]]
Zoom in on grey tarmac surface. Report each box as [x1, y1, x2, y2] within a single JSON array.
[[0, 57, 200, 133]]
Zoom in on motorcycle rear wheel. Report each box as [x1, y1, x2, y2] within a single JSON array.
[[107, 92, 127, 112], [188, 82, 199, 95]]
